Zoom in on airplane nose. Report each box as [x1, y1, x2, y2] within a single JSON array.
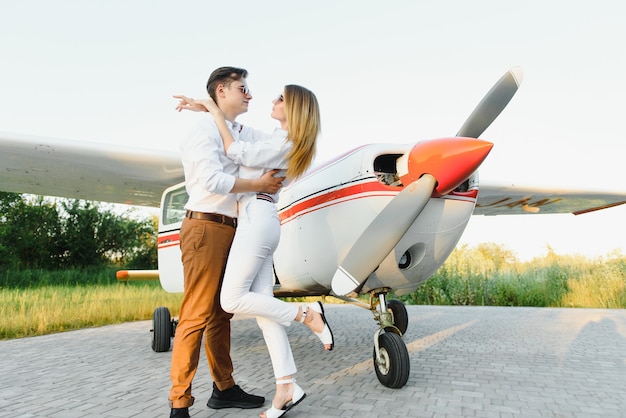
[[400, 137, 493, 197]]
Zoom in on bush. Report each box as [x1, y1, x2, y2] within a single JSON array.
[[399, 245, 626, 309]]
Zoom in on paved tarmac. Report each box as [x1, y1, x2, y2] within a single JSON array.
[[1, 305, 625, 418]]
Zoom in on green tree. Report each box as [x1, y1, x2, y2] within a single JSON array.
[[125, 214, 158, 269], [56, 199, 156, 269], [0, 194, 157, 271], [0, 193, 62, 269]]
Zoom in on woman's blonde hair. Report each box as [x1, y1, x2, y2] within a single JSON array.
[[283, 85, 321, 179]]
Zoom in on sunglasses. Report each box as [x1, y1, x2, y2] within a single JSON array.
[[274, 94, 284, 103], [236, 85, 250, 95]]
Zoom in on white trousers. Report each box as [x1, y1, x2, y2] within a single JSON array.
[[220, 195, 299, 378]]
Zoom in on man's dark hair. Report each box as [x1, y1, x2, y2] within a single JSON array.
[[206, 67, 248, 101]]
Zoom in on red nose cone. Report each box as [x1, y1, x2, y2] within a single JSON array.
[[400, 137, 493, 197]]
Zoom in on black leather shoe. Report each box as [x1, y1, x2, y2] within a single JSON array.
[[169, 407, 190, 418], [206, 383, 265, 409]]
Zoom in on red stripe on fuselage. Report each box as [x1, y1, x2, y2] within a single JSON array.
[[158, 232, 180, 249], [277, 179, 478, 224], [278, 180, 391, 223]]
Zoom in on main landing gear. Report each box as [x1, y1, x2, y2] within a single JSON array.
[[337, 290, 410, 388], [151, 306, 177, 352]]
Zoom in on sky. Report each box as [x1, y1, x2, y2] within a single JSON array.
[[1, 0, 625, 261]]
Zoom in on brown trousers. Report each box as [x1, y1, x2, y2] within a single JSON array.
[[168, 217, 236, 408]]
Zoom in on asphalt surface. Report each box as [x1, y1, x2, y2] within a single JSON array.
[[1, 305, 625, 418]]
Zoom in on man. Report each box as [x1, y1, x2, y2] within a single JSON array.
[[169, 67, 283, 418]]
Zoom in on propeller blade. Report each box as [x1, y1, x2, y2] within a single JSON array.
[[331, 174, 437, 296], [456, 67, 523, 138]]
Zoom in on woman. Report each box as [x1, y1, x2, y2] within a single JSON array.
[[176, 85, 333, 418]]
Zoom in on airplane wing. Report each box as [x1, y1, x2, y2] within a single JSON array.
[[475, 181, 626, 216], [0, 131, 184, 207], [4, 131, 625, 216]]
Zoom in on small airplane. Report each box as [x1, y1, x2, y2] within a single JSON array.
[[2, 67, 625, 389]]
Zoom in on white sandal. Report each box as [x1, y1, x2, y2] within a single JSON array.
[[262, 378, 306, 418], [299, 301, 335, 350]]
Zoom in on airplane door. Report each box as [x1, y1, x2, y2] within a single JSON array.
[[158, 182, 186, 293]]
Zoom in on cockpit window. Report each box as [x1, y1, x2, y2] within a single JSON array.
[[162, 186, 188, 226]]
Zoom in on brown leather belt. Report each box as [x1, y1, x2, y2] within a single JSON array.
[[185, 210, 237, 228]]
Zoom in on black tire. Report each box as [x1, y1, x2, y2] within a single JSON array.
[[152, 306, 172, 352], [387, 299, 408, 334], [373, 332, 410, 388]]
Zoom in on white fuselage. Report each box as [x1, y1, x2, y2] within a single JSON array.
[[157, 143, 478, 296]]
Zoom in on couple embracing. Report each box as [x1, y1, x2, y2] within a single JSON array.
[[168, 66, 334, 418]]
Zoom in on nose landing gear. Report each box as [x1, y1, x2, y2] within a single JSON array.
[[372, 292, 410, 388], [337, 290, 410, 388]]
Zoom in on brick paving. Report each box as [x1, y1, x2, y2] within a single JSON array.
[[1, 305, 625, 417]]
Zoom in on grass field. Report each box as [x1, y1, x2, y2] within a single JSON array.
[[400, 245, 626, 308], [0, 280, 183, 340], [1, 247, 625, 340]]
